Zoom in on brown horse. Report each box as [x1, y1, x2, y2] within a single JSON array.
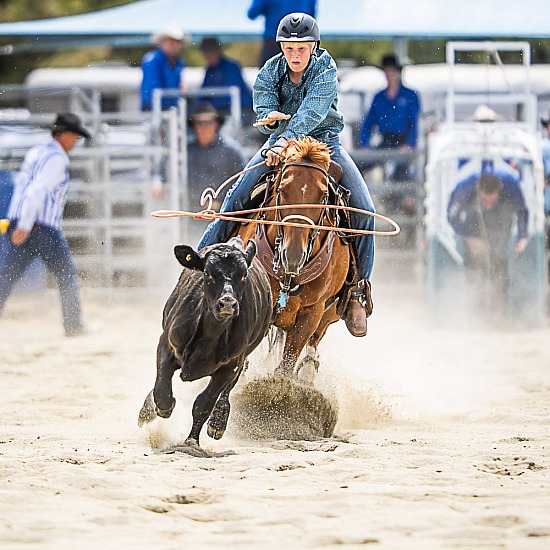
[[238, 137, 351, 378]]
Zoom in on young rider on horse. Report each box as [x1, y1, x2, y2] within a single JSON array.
[[198, 12, 375, 337]]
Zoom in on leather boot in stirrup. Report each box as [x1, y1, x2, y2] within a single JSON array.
[[344, 279, 373, 337]]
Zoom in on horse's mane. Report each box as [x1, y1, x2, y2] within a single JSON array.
[[284, 137, 331, 172]]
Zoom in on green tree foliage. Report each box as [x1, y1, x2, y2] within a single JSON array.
[[1, 0, 133, 21]]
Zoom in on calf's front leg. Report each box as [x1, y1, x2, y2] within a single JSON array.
[[153, 341, 179, 418], [187, 362, 240, 446]]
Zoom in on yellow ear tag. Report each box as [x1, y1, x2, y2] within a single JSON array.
[[186, 254, 192, 261]]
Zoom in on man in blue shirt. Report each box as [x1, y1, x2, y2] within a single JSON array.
[[199, 13, 375, 337], [247, 0, 317, 67], [199, 37, 254, 124], [0, 113, 91, 337], [359, 54, 421, 182], [447, 170, 528, 297], [140, 25, 186, 111]]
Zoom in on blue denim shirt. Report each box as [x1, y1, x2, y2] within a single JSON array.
[[253, 48, 344, 142]]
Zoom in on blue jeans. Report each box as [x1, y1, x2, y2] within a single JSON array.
[[198, 135, 375, 278], [0, 222, 84, 335]]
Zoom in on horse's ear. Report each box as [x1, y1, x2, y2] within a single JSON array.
[[244, 239, 257, 268], [174, 245, 204, 271]]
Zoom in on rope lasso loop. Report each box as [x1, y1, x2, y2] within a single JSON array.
[[152, 203, 401, 237], [199, 160, 267, 213]]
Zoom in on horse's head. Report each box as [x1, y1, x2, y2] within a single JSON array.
[[276, 137, 331, 275]]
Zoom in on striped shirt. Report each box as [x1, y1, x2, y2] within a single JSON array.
[[8, 139, 70, 231], [253, 48, 344, 142]]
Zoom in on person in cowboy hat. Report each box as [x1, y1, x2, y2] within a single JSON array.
[[358, 53, 421, 181], [183, 103, 246, 244], [0, 113, 92, 337], [140, 24, 186, 111]]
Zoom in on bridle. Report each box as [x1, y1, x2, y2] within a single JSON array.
[[262, 159, 334, 306], [273, 160, 330, 272]]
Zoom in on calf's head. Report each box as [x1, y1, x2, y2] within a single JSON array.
[[174, 238, 257, 320]]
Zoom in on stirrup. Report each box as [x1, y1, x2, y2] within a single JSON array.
[[351, 278, 373, 317]]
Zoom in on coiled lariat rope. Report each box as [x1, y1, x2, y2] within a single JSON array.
[[153, 161, 401, 237], [152, 204, 400, 237]]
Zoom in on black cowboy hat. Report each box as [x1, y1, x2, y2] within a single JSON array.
[[51, 113, 91, 139], [380, 53, 402, 70], [188, 103, 225, 127], [199, 37, 222, 52]]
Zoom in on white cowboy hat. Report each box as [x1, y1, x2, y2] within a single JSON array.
[[153, 24, 186, 44], [471, 104, 504, 122]]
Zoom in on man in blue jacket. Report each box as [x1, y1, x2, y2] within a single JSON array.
[[199, 37, 254, 124], [140, 25, 186, 111]]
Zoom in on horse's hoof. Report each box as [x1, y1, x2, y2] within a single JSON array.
[[137, 391, 157, 427], [274, 365, 296, 379], [296, 355, 320, 386], [155, 397, 176, 419]]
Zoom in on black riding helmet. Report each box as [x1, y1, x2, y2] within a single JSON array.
[[276, 12, 320, 48]]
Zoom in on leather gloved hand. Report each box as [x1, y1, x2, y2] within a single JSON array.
[[265, 137, 289, 166]]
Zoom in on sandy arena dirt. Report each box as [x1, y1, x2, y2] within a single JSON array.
[[1, 263, 549, 549]]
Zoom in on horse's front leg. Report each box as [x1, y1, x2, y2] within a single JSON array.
[[186, 361, 240, 446], [275, 304, 325, 377], [295, 304, 340, 385]]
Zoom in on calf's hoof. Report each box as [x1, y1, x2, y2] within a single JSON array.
[[207, 423, 226, 440], [155, 397, 176, 419], [138, 391, 157, 427], [207, 402, 230, 440]]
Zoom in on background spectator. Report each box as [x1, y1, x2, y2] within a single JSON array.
[[447, 170, 528, 300], [358, 53, 421, 181], [540, 113, 550, 191], [199, 37, 254, 126], [140, 24, 186, 111], [0, 113, 91, 337], [247, 0, 317, 67], [186, 102, 246, 211]]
